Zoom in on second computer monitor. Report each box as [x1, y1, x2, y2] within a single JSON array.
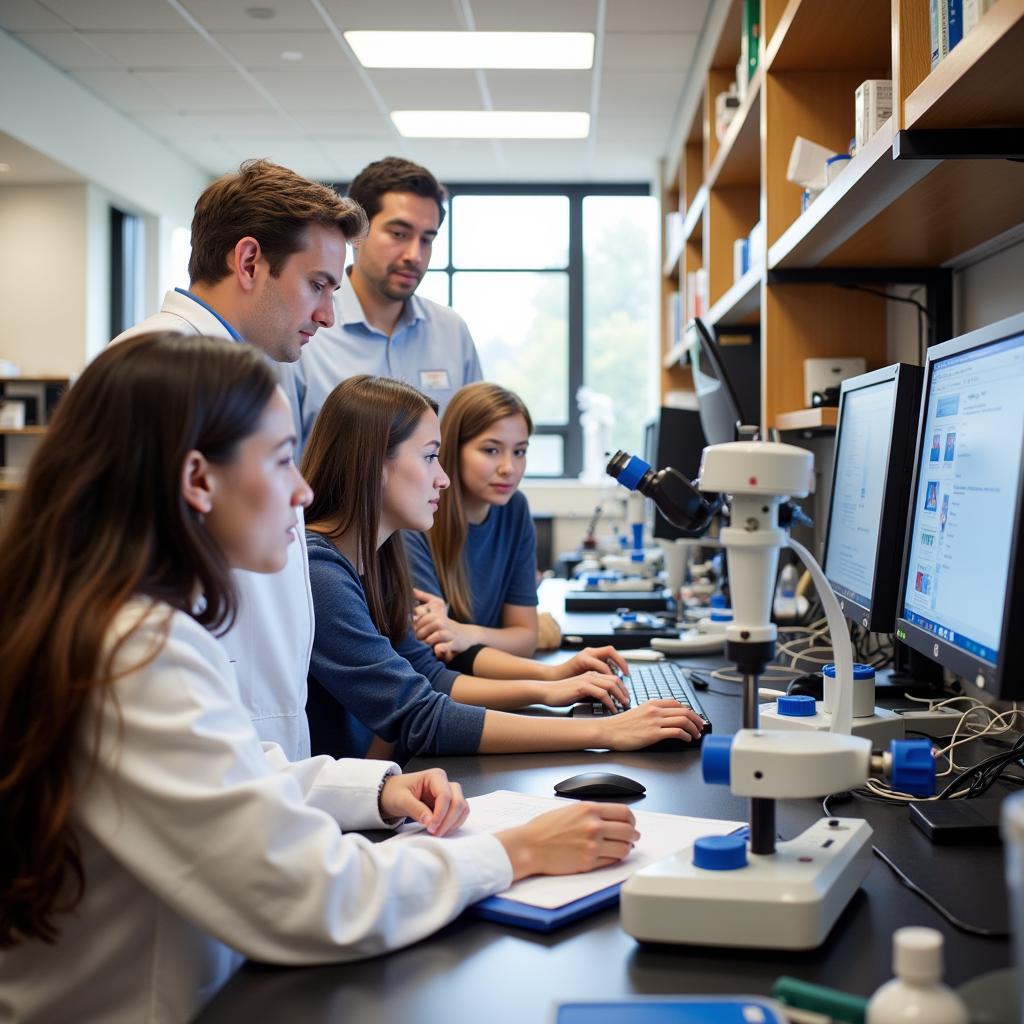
[[823, 363, 923, 634], [644, 406, 708, 541], [896, 311, 1024, 699]]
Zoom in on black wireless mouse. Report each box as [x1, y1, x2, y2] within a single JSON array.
[[554, 772, 646, 799]]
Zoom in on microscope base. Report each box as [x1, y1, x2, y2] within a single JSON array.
[[758, 703, 905, 744], [620, 817, 873, 949]]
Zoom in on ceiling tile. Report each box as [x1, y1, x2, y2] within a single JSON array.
[[135, 70, 272, 110], [181, 0, 327, 33], [596, 113, 672, 143], [74, 69, 175, 112], [139, 110, 301, 139], [319, 1, 462, 31], [38, 0, 189, 31], [168, 138, 238, 175], [483, 70, 591, 110], [600, 71, 685, 117], [605, 0, 710, 33], [367, 69, 482, 109], [467, 0, 598, 31], [79, 32, 228, 68], [316, 138, 412, 179], [12, 30, 119, 70], [248, 69, 372, 111], [0, 0, 71, 32], [292, 111, 395, 137], [213, 31, 348, 69], [602, 32, 697, 72]]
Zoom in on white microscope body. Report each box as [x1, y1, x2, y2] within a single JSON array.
[[610, 441, 934, 949]]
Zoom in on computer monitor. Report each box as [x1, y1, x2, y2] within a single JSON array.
[[643, 406, 708, 540], [686, 318, 750, 445], [823, 363, 923, 633], [896, 311, 1024, 700]]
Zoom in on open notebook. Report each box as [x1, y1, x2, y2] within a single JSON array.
[[387, 790, 744, 931]]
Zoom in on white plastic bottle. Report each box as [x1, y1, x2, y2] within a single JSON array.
[[867, 927, 968, 1023]]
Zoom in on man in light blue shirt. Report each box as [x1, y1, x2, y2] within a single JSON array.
[[293, 158, 482, 446]]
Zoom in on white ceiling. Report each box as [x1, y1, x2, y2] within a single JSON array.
[[0, 0, 710, 184]]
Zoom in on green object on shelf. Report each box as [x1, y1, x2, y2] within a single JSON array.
[[772, 976, 868, 1024], [742, 0, 760, 82]]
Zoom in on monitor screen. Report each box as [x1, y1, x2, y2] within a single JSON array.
[[823, 363, 923, 634], [898, 323, 1024, 687], [825, 376, 897, 610], [687, 318, 744, 445]]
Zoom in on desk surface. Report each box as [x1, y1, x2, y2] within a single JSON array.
[[198, 678, 1012, 1023]]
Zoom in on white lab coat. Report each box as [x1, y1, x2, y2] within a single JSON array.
[[0, 601, 512, 1024], [113, 291, 315, 760]]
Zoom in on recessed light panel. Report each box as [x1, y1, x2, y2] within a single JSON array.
[[390, 111, 590, 139], [346, 31, 594, 70]]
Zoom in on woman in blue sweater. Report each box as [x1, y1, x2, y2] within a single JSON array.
[[302, 375, 703, 762], [404, 382, 542, 662]]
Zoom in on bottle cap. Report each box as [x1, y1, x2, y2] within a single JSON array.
[[892, 926, 943, 982], [777, 694, 816, 717], [822, 662, 875, 680]]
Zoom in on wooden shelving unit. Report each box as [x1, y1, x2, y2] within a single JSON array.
[[658, 0, 1024, 430], [0, 377, 69, 508]]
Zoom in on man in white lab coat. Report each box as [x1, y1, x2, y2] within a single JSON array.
[[114, 159, 367, 760]]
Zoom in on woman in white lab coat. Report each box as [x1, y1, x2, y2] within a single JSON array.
[[0, 333, 640, 1024]]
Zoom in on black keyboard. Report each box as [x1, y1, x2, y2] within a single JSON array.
[[570, 662, 712, 750]]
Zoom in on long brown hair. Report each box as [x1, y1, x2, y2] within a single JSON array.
[[0, 332, 279, 948], [429, 382, 533, 622], [302, 375, 436, 644]]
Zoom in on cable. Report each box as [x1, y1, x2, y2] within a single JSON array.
[[821, 794, 1010, 939], [837, 284, 933, 364]]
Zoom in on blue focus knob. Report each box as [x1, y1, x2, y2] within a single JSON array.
[[693, 834, 747, 871], [889, 738, 936, 797], [777, 694, 816, 717], [822, 662, 876, 681], [618, 611, 637, 622], [616, 454, 650, 491], [701, 734, 733, 786]]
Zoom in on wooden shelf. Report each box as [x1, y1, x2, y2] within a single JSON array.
[[774, 406, 838, 431], [0, 481, 24, 492], [683, 187, 706, 243], [662, 339, 688, 370], [904, 0, 1024, 129], [707, 71, 762, 190], [0, 376, 69, 384], [766, 0, 891, 72], [706, 265, 762, 327], [0, 427, 46, 435]]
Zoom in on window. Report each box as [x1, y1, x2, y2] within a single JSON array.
[[425, 185, 656, 477], [109, 206, 144, 339]]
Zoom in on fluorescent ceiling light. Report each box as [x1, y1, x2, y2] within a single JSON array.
[[345, 31, 594, 70], [391, 110, 590, 139]]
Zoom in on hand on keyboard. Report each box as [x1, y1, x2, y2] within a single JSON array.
[[597, 699, 705, 750], [549, 645, 630, 680], [542, 671, 632, 713]]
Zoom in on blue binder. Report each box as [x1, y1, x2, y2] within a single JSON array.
[[468, 881, 621, 932], [555, 998, 786, 1023]]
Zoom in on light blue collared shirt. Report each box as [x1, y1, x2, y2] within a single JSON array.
[[291, 270, 482, 447]]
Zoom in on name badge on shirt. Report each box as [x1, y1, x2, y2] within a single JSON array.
[[419, 369, 451, 390]]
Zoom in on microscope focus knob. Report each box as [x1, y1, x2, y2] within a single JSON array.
[[889, 738, 936, 797], [701, 735, 733, 786]]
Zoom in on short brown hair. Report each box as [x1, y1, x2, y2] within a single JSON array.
[[347, 157, 447, 226], [188, 159, 368, 286]]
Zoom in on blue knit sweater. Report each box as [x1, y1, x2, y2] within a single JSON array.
[[305, 532, 486, 762]]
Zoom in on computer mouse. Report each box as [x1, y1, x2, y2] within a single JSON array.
[[787, 672, 824, 700], [554, 772, 646, 799]]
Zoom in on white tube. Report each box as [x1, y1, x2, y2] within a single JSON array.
[[786, 535, 854, 735]]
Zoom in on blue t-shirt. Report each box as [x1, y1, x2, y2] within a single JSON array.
[[404, 490, 538, 628], [305, 532, 486, 762]]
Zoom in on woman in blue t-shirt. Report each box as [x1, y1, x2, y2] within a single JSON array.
[[301, 375, 703, 762], [405, 382, 544, 662]]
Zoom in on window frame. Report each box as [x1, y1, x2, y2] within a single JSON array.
[[336, 180, 651, 479]]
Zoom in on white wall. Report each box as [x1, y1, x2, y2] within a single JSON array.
[[956, 236, 1024, 333], [0, 184, 93, 374]]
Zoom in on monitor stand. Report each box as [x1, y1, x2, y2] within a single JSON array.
[[876, 640, 945, 694]]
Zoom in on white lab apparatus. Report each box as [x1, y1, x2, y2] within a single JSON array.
[[866, 928, 968, 1024], [610, 440, 935, 950]]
